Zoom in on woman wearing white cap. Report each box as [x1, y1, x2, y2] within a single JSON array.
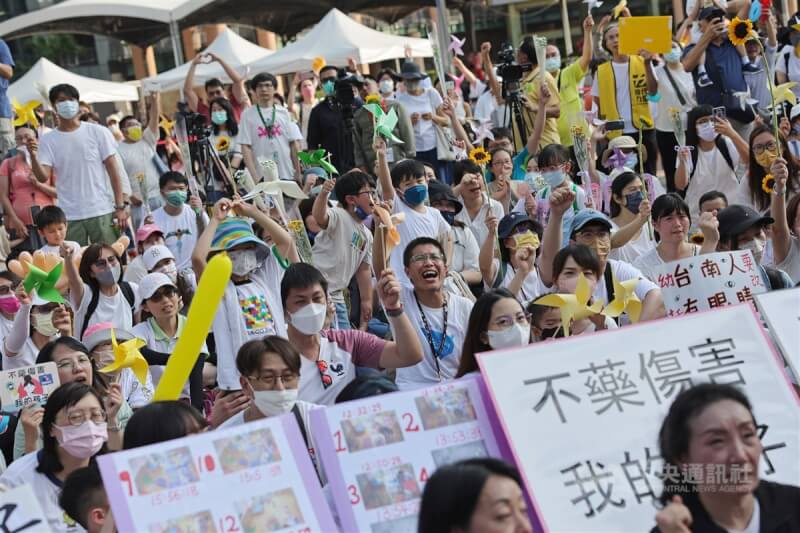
[[141, 244, 194, 310], [124, 223, 166, 285], [132, 273, 211, 401], [2, 286, 71, 369]]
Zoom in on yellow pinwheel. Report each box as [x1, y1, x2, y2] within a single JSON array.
[[771, 82, 797, 106], [312, 56, 326, 74], [602, 273, 642, 323], [535, 273, 603, 337], [612, 0, 627, 18], [99, 329, 149, 386], [12, 98, 41, 128], [159, 116, 175, 137]]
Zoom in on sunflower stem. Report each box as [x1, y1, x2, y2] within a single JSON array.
[[755, 35, 782, 159]]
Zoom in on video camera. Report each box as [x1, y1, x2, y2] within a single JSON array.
[[496, 42, 533, 97], [176, 101, 211, 141]]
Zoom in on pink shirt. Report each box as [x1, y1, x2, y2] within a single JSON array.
[[0, 155, 55, 225]]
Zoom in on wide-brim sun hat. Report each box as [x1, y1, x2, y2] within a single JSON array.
[[399, 61, 429, 81], [82, 321, 135, 352], [601, 135, 647, 167], [209, 217, 271, 262]]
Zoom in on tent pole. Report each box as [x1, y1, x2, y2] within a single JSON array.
[[169, 20, 184, 69], [435, 0, 452, 75]]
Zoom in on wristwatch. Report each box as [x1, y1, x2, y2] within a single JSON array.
[[385, 305, 404, 318]]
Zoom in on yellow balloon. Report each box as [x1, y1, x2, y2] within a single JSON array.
[[153, 253, 232, 401]]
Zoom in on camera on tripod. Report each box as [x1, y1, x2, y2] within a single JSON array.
[[496, 42, 532, 96], [176, 102, 212, 141]]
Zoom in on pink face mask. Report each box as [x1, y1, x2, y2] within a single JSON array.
[[301, 85, 315, 99], [0, 295, 20, 314], [54, 421, 107, 459]]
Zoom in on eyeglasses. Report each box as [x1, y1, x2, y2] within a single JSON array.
[[576, 229, 610, 241], [56, 355, 92, 372], [753, 141, 777, 155], [355, 190, 377, 198], [93, 256, 119, 269], [0, 285, 13, 295], [410, 253, 445, 264], [248, 373, 299, 389], [63, 409, 107, 426], [493, 312, 531, 329], [148, 285, 177, 303]]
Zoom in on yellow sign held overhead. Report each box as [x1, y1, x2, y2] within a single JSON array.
[[618, 16, 673, 56]]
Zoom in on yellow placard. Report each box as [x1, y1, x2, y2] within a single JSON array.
[[153, 253, 232, 401], [618, 16, 673, 56]]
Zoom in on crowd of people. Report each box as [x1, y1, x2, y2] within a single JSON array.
[[0, 2, 798, 531]]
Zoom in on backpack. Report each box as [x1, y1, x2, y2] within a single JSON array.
[[689, 136, 735, 182], [79, 282, 136, 340]]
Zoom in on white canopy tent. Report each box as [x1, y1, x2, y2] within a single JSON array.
[[247, 8, 433, 75], [9, 58, 140, 105], [145, 27, 273, 91]]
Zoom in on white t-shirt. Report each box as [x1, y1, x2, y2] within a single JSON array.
[[238, 104, 302, 181], [37, 122, 117, 220], [450, 225, 480, 274], [455, 197, 504, 249], [0, 451, 85, 532], [311, 207, 372, 303], [39, 241, 80, 256], [396, 89, 443, 152], [297, 330, 386, 406], [2, 337, 40, 370], [653, 64, 696, 132], [0, 315, 13, 355], [776, 235, 800, 285], [150, 205, 209, 272], [116, 129, 161, 203], [71, 282, 138, 339], [395, 287, 473, 390], [594, 259, 659, 306], [775, 45, 800, 98], [610, 220, 656, 264], [390, 198, 451, 288], [682, 138, 741, 222], [633, 244, 701, 282], [490, 259, 548, 305], [591, 61, 635, 133]]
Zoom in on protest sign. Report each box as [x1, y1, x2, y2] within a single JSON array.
[[0, 362, 59, 414], [97, 414, 335, 533], [312, 376, 502, 532], [652, 250, 766, 317], [478, 304, 800, 532], [618, 16, 673, 55], [756, 287, 800, 378], [0, 483, 52, 532]]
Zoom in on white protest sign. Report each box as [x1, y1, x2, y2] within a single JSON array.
[[97, 414, 336, 532], [0, 362, 59, 414], [312, 377, 502, 532], [478, 304, 800, 532], [756, 287, 800, 378], [0, 483, 52, 532], [652, 250, 767, 316]]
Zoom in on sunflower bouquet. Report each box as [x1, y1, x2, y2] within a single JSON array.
[[469, 146, 491, 166]]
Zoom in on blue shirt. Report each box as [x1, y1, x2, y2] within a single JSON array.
[[685, 40, 746, 107], [486, 146, 530, 182], [0, 40, 13, 118]]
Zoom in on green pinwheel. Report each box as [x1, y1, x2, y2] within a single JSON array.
[[363, 103, 404, 144], [23, 263, 66, 304], [298, 148, 338, 176]]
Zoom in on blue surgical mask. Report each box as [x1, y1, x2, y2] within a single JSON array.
[[56, 100, 79, 120], [354, 206, 369, 220], [379, 79, 394, 94], [439, 210, 456, 225], [664, 49, 681, 64], [624, 153, 638, 169], [542, 169, 565, 189], [545, 57, 561, 73], [524, 171, 544, 191], [625, 191, 644, 214], [402, 184, 428, 206], [165, 190, 187, 207], [322, 80, 336, 96], [211, 111, 228, 125]]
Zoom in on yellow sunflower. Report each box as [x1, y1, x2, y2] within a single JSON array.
[[728, 17, 754, 46], [215, 136, 231, 153], [761, 174, 775, 194], [365, 94, 381, 105], [469, 146, 491, 166]]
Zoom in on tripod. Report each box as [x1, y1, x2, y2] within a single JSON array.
[[501, 81, 530, 149]]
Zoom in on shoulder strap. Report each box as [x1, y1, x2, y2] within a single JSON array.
[[80, 288, 101, 340], [662, 66, 687, 106], [715, 137, 735, 172], [119, 281, 135, 311], [292, 403, 309, 448], [763, 266, 785, 290], [603, 263, 620, 325], [689, 143, 701, 181]]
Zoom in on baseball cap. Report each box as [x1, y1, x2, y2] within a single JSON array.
[[137, 273, 176, 308], [427, 180, 463, 214], [136, 224, 163, 243], [717, 205, 774, 242], [568, 209, 613, 237], [82, 322, 135, 352], [498, 212, 533, 239], [142, 244, 175, 271], [700, 6, 725, 20]]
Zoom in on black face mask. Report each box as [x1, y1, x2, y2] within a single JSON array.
[[440, 211, 456, 225], [539, 326, 564, 340]]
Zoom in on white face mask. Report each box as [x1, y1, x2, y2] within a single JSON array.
[[229, 249, 258, 277], [740, 236, 766, 264], [289, 302, 327, 335], [697, 122, 717, 142], [253, 388, 298, 417], [156, 262, 178, 283], [486, 323, 530, 350]]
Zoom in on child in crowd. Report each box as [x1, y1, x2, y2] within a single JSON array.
[[35, 205, 80, 256], [59, 465, 110, 533]]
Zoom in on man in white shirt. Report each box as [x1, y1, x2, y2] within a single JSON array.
[[238, 72, 302, 182], [29, 83, 128, 246]]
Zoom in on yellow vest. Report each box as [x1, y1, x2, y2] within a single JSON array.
[[597, 56, 652, 138]]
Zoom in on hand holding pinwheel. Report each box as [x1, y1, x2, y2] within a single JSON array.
[[535, 273, 603, 337], [602, 274, 642, 323], [298, 148, 339, 175]]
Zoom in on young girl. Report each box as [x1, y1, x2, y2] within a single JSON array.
[[609, 171, 655, 264], [208, 97, 242, 200]]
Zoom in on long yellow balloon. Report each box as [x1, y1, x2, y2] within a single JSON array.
[[153, 253, 231, 401]]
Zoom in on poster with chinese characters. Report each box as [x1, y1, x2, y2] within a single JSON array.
[[478, 304, 800, 532], [0, 362, 59, 414], [652, 250, 766, 316], [312, 377, 502, 533], [0, 483, 52, 532], [97, 414, 336, 533], [756, 287, 800, 378]]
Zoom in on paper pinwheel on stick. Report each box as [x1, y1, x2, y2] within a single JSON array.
[[772, 82, 797, 106], [602, 274, 642, 323], [584, 0, 603, 13], [99, 329, 150, 386], [373, 205, 405, 271], [535, 273, 603, 337], [364, 104, 405, 145], [612, 0, 627, 18], [449, 35, 466, 57], [23, 262, 66, 304], [469, 119, 495, 145], [298, 148, 339, 176], [12, 99, 41, 128]]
